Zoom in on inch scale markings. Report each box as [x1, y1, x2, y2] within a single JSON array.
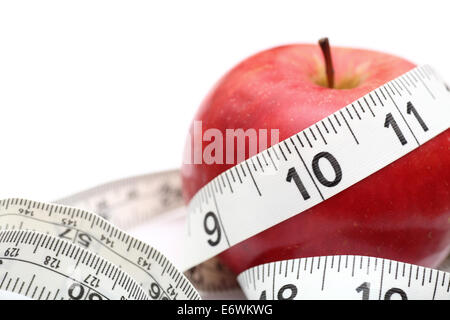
[[184, 65, 450, 269], [238, 256, 450, 300]]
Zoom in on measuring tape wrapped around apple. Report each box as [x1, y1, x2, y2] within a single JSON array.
[[0, 64, 449, 300]]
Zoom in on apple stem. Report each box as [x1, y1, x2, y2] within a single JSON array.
[[318, 38, 335, 89]]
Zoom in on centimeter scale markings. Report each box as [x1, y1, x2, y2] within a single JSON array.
[[238, 255, 450, 300], [184, 65, 450, 269], [0, 229, 149, 300], [54, 169, 239, 292], [0, 198, 200, 300]]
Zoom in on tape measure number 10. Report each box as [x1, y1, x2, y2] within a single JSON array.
[[182, 65, 450, 299]]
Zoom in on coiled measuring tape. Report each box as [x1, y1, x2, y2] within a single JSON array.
[[0, 65, 448, 300], [0, 198, 200, 300]]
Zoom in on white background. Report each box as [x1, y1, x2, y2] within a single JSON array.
[[0, 0, 448, 200]]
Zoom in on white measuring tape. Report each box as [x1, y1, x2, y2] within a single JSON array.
[[0, 65, 448, 300], [238, 256, 450, 300], [183, 65, 450, 269]]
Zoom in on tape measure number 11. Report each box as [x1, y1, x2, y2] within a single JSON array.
[[183, 65, 450, 299]]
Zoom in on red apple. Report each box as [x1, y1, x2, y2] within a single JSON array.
[[181, 42, 450, 275]]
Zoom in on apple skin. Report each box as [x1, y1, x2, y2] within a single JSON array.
[[181, 44, 450, 275]]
